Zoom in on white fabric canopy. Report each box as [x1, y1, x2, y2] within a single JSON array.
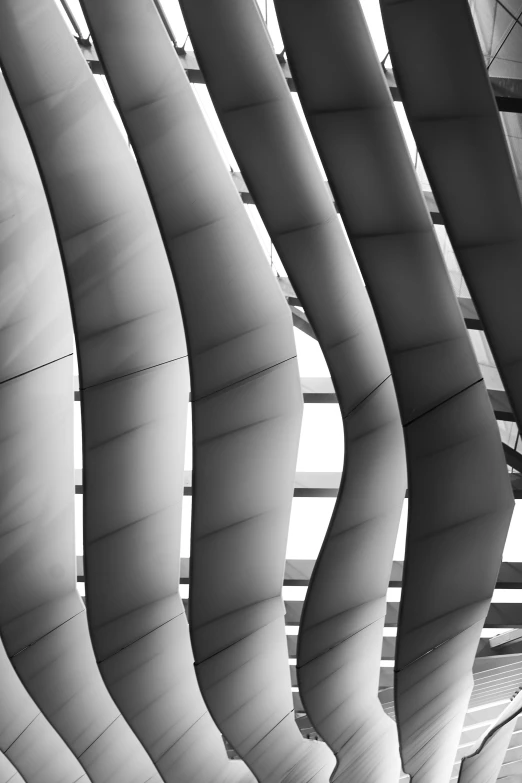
[[458, 691, 522, 783], [178, 1, 406, 780], [0, 71, 90, 783], [0, 1, 186, 781], [274, 1, 515, 781], [79, 1, 327, 781]]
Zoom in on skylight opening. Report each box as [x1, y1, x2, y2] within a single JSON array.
[[155, 0, 191, 50], [59, 0, 90, 40], [192, 84, 240, 172]]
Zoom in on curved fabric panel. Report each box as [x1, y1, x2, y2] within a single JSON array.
[[77, 2, 318, 781], [0, 638, 86, 783], [274, 2, 515, 782], [82, 365, 250, 783], [458, 692, 522, 783], [0, 2, 180, 782], [13, 0, 243, 778], [0, 753, 23, 783], [178, 1, 405, 780], [379, 0, 522, 432], [0, 70, 92, 783]]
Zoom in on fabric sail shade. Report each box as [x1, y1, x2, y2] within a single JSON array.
[[0, 73, 89, 783], [274, 1, 515, 781], [0, 0, 252, 781], [80, 0, 331, 781], [178, 0, 406, 780]]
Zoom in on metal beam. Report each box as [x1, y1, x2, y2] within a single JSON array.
[[289, 305, 316, 339], [76, 373, 514, 418], [491, 629, 522, 650], [233, 168, 442, 225], [73, 468, 522, 497], [280, 275, 483, 333], [79, 39, 522, 115]]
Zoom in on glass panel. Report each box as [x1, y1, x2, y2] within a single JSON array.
[[74, 401, 82, 468], [489, 2, 522, 77], [469, 330, 505, 390]]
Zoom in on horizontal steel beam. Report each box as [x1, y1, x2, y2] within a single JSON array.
[[299, 377, 514, 421], [80, 40, 522, 115], [75, 373, 513, 422], [491, 628, 522, 649], [231, 169, 444, 229], [75, 557, 522, 591], [384, 67, 522, 114], [279, 275, 484, 334], [73, 468, 522, 498]]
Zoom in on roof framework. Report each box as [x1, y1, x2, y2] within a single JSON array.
[[1, 1, 522, 782]]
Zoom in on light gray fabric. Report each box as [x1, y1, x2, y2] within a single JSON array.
[[379, 0, 522, 435], [0, 753, 24, 783], [0, 72, 92, 783], [178, 1, 406, 781], [274, 2, 515, 782], [0, 1, 181, 781], [458, 692, 522, 783], [78, 1, 327, 781]]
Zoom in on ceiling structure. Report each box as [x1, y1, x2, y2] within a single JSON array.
[[1, 0, 522, 782]]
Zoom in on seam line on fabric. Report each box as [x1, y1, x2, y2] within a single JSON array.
[[191, 354, 297, 403], [78, 715, 121, 759], [297, 615, 385, 669], [403, 377, 483, 428], [4, 713, 40, 752], [194, 599, 283, 664], [155, 712, 207, 763], [395, 616, 484, 674], [245, 708, 294, 756], [80, 354, 187, 392], [0, 352, 73, 386], [343, 374, 392, 420]]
